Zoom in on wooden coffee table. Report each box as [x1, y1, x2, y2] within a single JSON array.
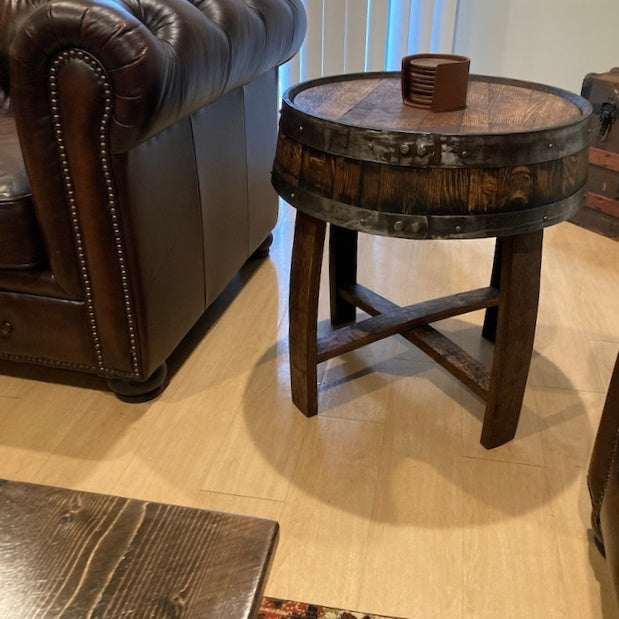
[[0, 479, 278, 617], [272, 71, 592, 449]]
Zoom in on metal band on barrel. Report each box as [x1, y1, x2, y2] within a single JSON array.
[[280, 72, 593, 168], [272, 174, 586, 239]]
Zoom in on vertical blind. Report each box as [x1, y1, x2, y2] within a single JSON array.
[[280, 0, 460, 94]]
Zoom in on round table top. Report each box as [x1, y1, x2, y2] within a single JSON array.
[[291, 73, 585, 136], [272, 72, 593, 239]]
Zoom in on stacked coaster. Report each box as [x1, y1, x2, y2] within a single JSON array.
[[402, 53, 470, 111]]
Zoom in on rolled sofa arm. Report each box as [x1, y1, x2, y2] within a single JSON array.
[[9, 0, 306, 152], [4, 0, 305, 299]]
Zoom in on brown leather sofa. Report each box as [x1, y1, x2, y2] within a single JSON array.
[[588, 350, 619, 600], [0, 0, 305, 400]]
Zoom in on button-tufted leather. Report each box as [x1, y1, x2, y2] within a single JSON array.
[[0, 108, 44, 269], [0, 0, 305, 397], [0, 107, 27, 200], [5, 0, 305, 151]]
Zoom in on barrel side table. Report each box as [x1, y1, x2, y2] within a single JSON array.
[[272, 72, 592, 449]]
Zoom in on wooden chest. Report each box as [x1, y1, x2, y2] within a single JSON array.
[[571, 67, 619, 239]]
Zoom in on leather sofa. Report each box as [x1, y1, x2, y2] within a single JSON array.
[[0, 0, 305, 400], [588, 350, 619, 601]]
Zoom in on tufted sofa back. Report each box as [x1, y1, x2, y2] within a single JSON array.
[[3, 0, 305, 150], [0, 0, 46, 96], [0, 0, 305, 394]]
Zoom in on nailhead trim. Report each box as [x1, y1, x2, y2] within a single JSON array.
[[49, 50, 140, 377], [0, 351, 136, 377]]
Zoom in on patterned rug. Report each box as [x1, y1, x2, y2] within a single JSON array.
[[259, 597, 406, 619]]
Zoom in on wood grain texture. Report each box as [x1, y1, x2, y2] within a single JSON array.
[[289, 219, 539, 447], [571, 67, 618, 240], [405, 325, 491, 397], [281, 74, 571, 445], [586, 193, 619, 218], [274, 73, 590, 225], [288, 212, 326, 417], [340, 284, 492, 397], [481, 230, 543, 448], [329, 225, 358, 326], [294, 77, 582, 132], [274, 139, 588, 216], [319, 284, 499, 362], [570, 206, 619, 239], [587, 166, 619, 201], [481, 237, 502, 342], [0, 479, 278, 618], [589, 148, 619, 173]]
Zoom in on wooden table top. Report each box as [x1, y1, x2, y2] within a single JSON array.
[[0, 479, 278, 618], [273, 71, 592, 239], [290, 73, 584, 135]]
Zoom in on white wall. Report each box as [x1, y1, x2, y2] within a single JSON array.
[[454, 0, 619, 94]]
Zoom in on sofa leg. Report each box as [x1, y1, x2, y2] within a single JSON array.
[[250, 233, 273, 259], [107, 362, 168, 403]]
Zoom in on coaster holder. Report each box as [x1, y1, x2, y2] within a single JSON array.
[[401, 53, 470, 112]]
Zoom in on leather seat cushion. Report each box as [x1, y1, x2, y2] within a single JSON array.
[[0, 107, 43, 269]]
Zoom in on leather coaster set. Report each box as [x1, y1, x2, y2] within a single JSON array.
[[401, 53, 470, 111]]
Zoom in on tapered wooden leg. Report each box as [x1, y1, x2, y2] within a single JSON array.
[[289, 212, 326, 416], [482, 237, 502, 343], [329, 225, 358, 326], [481, 230, 543, 449]]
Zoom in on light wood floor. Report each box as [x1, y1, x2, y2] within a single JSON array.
[[0, 204, 617, 618]]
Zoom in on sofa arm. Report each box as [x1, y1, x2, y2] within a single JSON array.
[[9, 0, 306, 152], [4, 0, 304, 298]]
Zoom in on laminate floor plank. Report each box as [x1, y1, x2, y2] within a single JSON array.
[[0, 383, 97, 481], [0, 205, 617, 618], [461, 458, 570, 619], [267, 415, 384, 611], [356, 364, 465, 619]]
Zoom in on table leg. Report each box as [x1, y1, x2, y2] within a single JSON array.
[[289, 212, 326, 417], [481, 230, 543, 449], [329, 225, 358, 326], [482, 237, 502, 343]]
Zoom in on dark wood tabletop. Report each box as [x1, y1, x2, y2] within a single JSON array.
[[0, 479, 278, 618], [290, 74, 583, 133]]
